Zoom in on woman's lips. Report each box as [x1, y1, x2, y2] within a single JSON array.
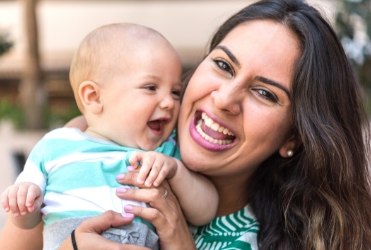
[[189, 111, 236, 151]]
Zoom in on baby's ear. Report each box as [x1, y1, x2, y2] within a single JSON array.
[[278, 132, 302, 158], [78, 81, 103, 114]]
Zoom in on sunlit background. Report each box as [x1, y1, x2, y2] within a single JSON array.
[[0, 0, 368, 230]]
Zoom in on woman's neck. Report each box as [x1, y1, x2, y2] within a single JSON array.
[[209, 174, 250, 217]]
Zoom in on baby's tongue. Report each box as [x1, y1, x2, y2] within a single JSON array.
[[148, 120, 161, 131]]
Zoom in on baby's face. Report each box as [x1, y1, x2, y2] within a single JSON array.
[[98, 43, 182, 150]]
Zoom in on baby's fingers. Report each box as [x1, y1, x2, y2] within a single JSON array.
[[128, 151, 143, 168], [26, 185, 42, 212], [144, 157, 166, 187], [137, 154, 156, 185], [153, 169, 169, 187], [1, 188, 10, 212], [17, 185, 31, 215], [7, 186, 20, 216]]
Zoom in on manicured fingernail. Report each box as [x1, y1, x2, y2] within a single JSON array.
[[125, 205, 133, 211], [21, 212, 26, 215], [13, 213, 19, 217], [116, 174, 125, 180], [127, 166, 134, 172], [122, 213, 134, 218], [116, 188, 127, 193], [145, 181, 151, 187], [4, 207, 9, 212]]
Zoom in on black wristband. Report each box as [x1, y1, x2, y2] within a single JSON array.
[[71, 229, 78, 250]]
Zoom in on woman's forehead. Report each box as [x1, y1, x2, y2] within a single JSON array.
[[220, 20, 300, 53]]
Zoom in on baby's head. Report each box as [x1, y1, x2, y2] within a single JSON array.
[[70, 23, 182, 150]]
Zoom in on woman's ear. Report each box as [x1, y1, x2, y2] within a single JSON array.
[[78, 81, 103, 114], [279, 132, 302, 158]]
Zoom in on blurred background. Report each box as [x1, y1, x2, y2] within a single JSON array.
[[0, 0, 369, 229]]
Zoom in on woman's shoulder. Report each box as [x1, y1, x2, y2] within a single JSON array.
[[191, 205, 259, 250]]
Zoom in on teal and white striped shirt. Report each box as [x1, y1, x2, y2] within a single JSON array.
[[15, 127, 180, 227]]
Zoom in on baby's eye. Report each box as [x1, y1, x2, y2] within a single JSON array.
[[144, 85, 156, 91], [255, 89, 278, 103], [213, 59, 234, 76], [171, 90, 181, 99]]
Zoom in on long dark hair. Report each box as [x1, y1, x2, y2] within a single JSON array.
[[198, 0, 371, 249]]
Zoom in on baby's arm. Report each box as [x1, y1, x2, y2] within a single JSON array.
[[129, 152, 218, 226], [1, 182, 43, 229], [167, 159, 218, 226]]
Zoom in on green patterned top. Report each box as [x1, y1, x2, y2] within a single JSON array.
[[191, 205, 259, 250]]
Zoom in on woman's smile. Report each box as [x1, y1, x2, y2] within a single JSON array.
[[190, 111, 237, 151]]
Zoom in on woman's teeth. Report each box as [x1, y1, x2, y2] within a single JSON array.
[[196, 112, 235, 145], [202, 112, 234, 135]]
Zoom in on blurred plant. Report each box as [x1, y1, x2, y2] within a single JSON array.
[[0, 31, 13, 56], [0, 98, 81, 130], [44, 103, 81, 129], [0, 99, 24, 129], [335, 0, 371, 113]]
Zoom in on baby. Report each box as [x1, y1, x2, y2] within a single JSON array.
[[1, 23, 218, 249]]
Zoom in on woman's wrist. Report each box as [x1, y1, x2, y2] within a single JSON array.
[[116, 172, 197, 249]]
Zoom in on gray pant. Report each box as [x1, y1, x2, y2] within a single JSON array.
[[43, 216, 159, 250]]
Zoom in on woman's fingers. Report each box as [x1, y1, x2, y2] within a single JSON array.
[[116, 172, 196, 250], [118, 187, 195, 250], [116, 172, 146, 188], [58, 211, 150, 250], [116, 178, 172, 208], [78, 210, 134, 233]]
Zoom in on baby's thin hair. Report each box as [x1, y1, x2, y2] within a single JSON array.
[[69, 23, 166, 112]]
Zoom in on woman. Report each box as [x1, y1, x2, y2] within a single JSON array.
[[1, 0, 371, 249]]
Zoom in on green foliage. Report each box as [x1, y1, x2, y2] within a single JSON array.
[[0, 98, 81, 130], [44, 103, 81, 129], [0, 99, 25, 129]]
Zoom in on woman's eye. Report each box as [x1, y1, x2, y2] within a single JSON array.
[[213, 59, 234, 76], [255, 89, 278, 103]]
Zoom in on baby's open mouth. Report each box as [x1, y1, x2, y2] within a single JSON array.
[[148, 119, 169, 132], [194, 111, 236, 145]]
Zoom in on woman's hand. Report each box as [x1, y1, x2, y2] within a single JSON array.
[[58, 210, 150, 250], [116, 172, 196, 250]]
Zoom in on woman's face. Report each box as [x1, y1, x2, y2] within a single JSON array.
[[178, 20, 301, 179]]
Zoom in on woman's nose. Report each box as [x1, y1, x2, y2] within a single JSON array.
[[211, 83, 242, 115]]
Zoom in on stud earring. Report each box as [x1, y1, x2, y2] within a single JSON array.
[[287, 150, 294, 157]]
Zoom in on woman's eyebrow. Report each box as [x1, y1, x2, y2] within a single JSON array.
[[215, 45, 241, 68], [256, 76, 291, 98]]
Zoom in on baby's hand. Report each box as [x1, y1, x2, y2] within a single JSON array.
[[1, 182, 42, 217], [129, 151, 178, 187]]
